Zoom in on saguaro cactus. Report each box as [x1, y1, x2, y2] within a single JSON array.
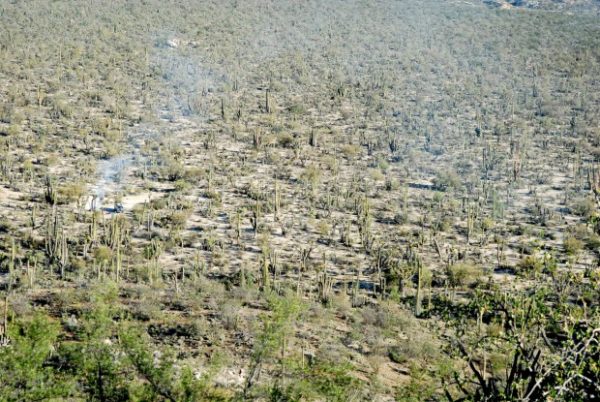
[[44, 175, 57, 205], [415, 256, 423, 316], [250, 201, 261, 237], [265, 88, 271, 113], [261, 249, 270, 292], [106, 214, 128, 281], [235, 208, 244, 245], [0, 295, 9, 347], [357, 196, 374, 252], [309, 130, 318, 147], [274, 181, 281, 221], [30, 204, 37, 229]]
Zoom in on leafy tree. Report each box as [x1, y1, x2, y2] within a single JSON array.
[[69, 285, 131, 401], [243, 293, 304, 399], [0, 313, 74, 401], [120, 325, 228, 402], [442, 287, 600, 401], [270, 358, 361, 402]]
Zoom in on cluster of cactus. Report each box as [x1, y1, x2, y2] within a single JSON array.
[[402, 244, 427, 315], [25, 252, 39, 288], [466, 203, 479, 244], [44, 206, 68, 278], [136, 201, 156, 232], [532, 194, 551, 226], [372, 247, 389, 298], [143, 238, 162, 283], [202, 198, 214, 218], [351, 269, 366, 307], [317, 272, 334, 305], [0, 151, 12, 182], [586, 164, 600, 212], [192, 250, 206, 279], [318, 188, 336, 217], [105, 214, 129, 281], [204, 131, 216, 150], [85, 210, 102, 257], [259, 244, 281, 293], [340, 220, 352, 246], [294, 245, 314, 295], [379, 246, 415, 297], [239, 265, 247, 288], [299, 245, 313, 272], [482, 143, 497, 179]]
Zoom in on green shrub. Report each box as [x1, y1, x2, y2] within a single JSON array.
[[564, 236, 584, 256], [516, 255, 543, 276], [447, 263, 480, 288], [433, 170, 461, 191], [0, 313, 74, 400], [572, 197, 595, 218]]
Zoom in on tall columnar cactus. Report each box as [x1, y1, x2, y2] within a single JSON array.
[[44, 175, 57, 205], [265, 88, 271, 113], [388, 133, 398, 154], [106, 215, 128, 281], [351, 268, 365, 308], [309, 130, 318, 147], [299, 245, 313, 272], [415, 255, 423, 316], [250, 201, 261, 237], [235, 208, 243, 245], [357, 196, 373, 253], [58, 227, 68, 278], [466, 204, 477, 244], [274, 181, 281, 220], [26, 253, 38, 288], [253, 129, 262, 149], [261, 250, 270, 292], [340, 220, 351, 247], [7, 238, 16, 273], [90, 211, 98, 244], [0, 295, 8, 347], [30, 204, 37, 229]]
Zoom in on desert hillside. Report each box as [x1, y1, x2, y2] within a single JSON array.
[[480, 0, 600, 12], [0, 1, 598, 401]]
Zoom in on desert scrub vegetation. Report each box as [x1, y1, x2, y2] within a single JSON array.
[[0, 0, 599, 400]]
